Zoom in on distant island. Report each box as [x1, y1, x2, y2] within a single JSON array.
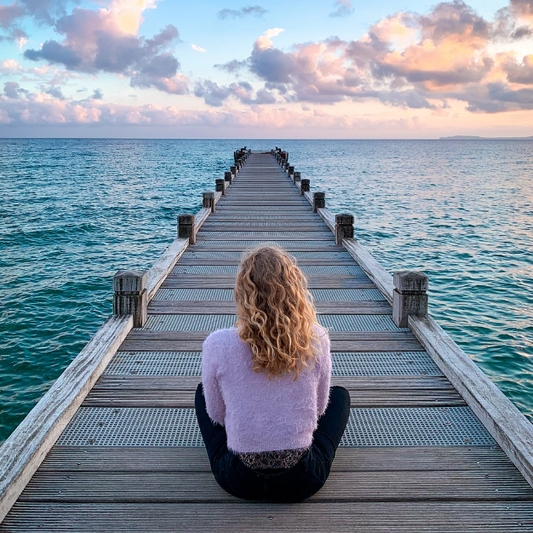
[[440, 135, 533, 140]]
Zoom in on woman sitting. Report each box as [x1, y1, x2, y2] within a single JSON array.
[[195, 245, 350, 502]]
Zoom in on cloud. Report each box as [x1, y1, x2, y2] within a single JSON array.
[[214, 58, 248, 73], [25, 40, 82, 68], [194, 79, 276, 106], [0, 87, 430, 135], [510, 0, 533, 20], [23, 1, 188, 95], [91, 88, 103, 99], [191, 44, 205, 52], [0, 4, 26, 27], [0, 59, 23, 73], [213, 0, 533, 113], [44, 85, 65, 99], [4, 81, 27, 98], [503, 54, 533, 84], [217, 5, 267, 20], [330, 0, 353, 18]]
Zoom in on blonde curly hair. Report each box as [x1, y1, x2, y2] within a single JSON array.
[[234, 244, 320, 380]]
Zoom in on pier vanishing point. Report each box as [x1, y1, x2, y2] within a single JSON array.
[[1, 149, 533, 532]]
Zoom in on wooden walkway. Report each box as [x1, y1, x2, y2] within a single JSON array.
[[2, 151, 533, 531]]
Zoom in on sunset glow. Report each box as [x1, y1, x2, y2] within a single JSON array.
[[0, 0, 532, 137]]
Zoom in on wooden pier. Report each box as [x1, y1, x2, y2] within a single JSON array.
[[1, 149, 533, 531]]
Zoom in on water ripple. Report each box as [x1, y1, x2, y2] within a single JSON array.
[[0, 139, 532, 442]]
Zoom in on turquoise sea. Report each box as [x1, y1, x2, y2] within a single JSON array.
[[1, 139, 532, 442]]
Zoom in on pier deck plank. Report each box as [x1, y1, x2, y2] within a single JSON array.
[[3, 152, 533, 532]]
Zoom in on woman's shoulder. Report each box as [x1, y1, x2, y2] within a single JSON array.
[[312, 323, 330, 345], [203, 327, 241, 350]]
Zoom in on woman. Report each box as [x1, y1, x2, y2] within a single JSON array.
[[194, 245, 351, 502]]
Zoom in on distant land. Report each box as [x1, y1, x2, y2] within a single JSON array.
[[440, 135, 533, 140]]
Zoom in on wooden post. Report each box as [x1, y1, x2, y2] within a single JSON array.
[[215, 178, 226, 196], [313, 192, 325, 213], [224, 171, 232, 184], [113, 271, 147, 328], [202, 191, 215, 213], [178, 213, 196, 245], [230, 165, 236, 176], [288, 166, 294, 177], [300, 178, 310, 195], [293, 171, 301, 184], [392, 271, 429, 328], [335, 213, 354, 245]]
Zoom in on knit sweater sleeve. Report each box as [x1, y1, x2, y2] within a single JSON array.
[[316, 328, 332, 416], [201, 333, 226, 426]]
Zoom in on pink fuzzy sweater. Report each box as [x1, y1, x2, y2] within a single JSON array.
[[201, 325, 332, 453]]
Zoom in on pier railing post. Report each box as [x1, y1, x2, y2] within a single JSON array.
[[203, 191, 215, 212], [230, 165, 236, 178], [178, 214, 196, 244], [313, 192, 325, 213], [215, 178, 226, 196], [300, 179, 310, 195], [335, 213, 354, 245], [224, 171, 232, 185], [392, 271, 429, 328], [288, 166, 294, 178], [113, 271, 147, 327], [293, 171, 301, 184]]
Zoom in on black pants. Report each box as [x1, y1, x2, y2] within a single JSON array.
[[194, 383, 351, 502]]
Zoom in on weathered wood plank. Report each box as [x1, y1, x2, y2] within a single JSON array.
[[160, 277, 376, 289], [118, 339, 423, 352], [145, 239, 188, 302], [317, 207, 336, 233], [342, 238, 394, 303], [39, 445, 515, 473], [124, 331, 417, 342], [17, 470, 533, 503], [0, 316, 133, 522], [147, 301, 393, 315], [410, 315, 533, 489], [5, 501, 533, 533]]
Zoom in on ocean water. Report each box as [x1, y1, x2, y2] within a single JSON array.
[[1, 139, 532, 442]]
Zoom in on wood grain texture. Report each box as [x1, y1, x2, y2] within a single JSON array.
[[39, 445, 514, 473], [343, 238, 394, 304], [146, 239, 188, 302], [410, 315, 533, 489], [0, 316, 132, 522], [17, 470, 533, 503], [147, 301, 393, 315], [4, 501, 533, 533]]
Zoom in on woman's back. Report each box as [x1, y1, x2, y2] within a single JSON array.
[[201, 324, 331, 454]]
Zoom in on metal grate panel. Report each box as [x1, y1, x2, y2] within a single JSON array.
[[57, 408, 203, 447], [319, 315, 407, 332], [332, 352, 443, 376], [172, 265, 364, 275], [202, 222, 322, 227], [141, 314, 236, 331], [199, 232, 332, 238], [57, 407, 494, 447], [342, 407, 495, 446], [153, 288, 386, 302], [106, 352, 201, 376], [140, 314, 406, 332], [195, 240, 338, 247], [153, 289, 234, 301], [182, 251, 353, 260], [105, 351, 440, 377], [209, 215, 315, 220], [310, 289, 385, 301]]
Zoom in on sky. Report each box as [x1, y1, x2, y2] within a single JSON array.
[[0, 0, 532, 138]]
